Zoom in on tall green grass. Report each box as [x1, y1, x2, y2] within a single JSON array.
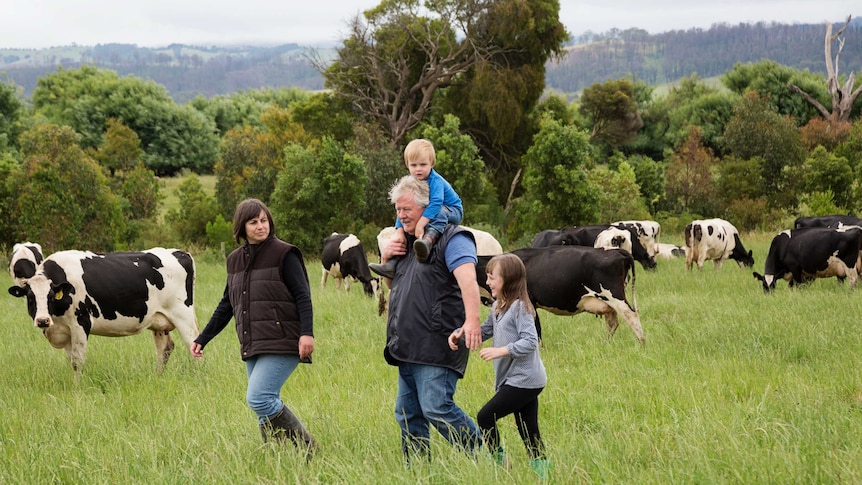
[[2, 237, 862, 484]]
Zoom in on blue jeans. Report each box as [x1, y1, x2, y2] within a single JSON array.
[[245, 354, 300, 424], [427, 205, 464, 235], [394, 362, 481, 460]]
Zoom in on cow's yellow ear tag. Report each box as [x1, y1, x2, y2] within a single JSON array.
[[54, 291, 63, 300]]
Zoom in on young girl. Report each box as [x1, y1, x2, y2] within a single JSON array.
[[448, 253, 549, 478]]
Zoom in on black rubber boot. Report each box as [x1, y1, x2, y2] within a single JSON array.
[[263, 405, 318, 461], [369, 256, 399, 279], [413, 228, 441, 263]]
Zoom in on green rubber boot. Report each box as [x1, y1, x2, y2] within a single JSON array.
[[492, 447, 509, 468], [529, 459, 550, 479]]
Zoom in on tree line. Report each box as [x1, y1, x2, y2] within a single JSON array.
[[1, 1, 861, 260], [549, 21, 861, 95], [2, 19, 861, 104]]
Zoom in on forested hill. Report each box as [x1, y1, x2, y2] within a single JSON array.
[[1, 18, 860, 103], [0, 43, 327, 103], [548, 19, 862, 94]]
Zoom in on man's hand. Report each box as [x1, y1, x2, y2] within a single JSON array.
[[453, 262, 482, 350], [461, 319, 481, 350]]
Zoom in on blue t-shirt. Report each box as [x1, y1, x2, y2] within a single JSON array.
[[445, 232, 478, 272]]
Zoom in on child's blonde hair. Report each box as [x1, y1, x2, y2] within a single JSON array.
[[404, 138, 436, 167]]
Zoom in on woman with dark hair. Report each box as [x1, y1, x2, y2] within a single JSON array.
[[190, 198, 316, 458]]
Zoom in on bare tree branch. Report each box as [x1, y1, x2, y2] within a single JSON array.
[[312, 0, 511, 147], [791, 15, 860, 122]]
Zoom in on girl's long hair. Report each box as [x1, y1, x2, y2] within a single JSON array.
[[486, 253, 535, 317]]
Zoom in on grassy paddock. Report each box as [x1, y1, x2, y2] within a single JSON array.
[[158, 173, 217, 222], [2, 235, 862, 484]]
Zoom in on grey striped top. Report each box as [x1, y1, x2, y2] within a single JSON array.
[[480, 299, 547, 391]]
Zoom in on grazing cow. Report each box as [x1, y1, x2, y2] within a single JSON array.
[[794, 215, 862, 229], [753, 226, 862, 291], [7, 248, 198, 381], [464, 226, 504, 256], [613, 220, 661, 257], [374, 225, 503, 315], [476, 246, 644, 343], [594, 226, 631, 252], [530, 227, 578, 247], [655, 243, 686, 260], [377, 225, 503, 258], [684, 218, 754, 271], [321, 233, 379, 297], [532, 224, 657, 270], [9, 242, 44, 287]]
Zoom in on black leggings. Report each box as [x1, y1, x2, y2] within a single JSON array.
[[476, 384, 545, 459]]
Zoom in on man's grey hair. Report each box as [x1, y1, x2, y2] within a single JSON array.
[[389, 175, 430, 207]]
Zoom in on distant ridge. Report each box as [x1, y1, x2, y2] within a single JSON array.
[[1, 19, 860, 103]]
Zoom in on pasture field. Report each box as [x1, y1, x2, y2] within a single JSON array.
[[2, 234, 862, 484]]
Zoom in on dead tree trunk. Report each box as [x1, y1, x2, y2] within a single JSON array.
[[787, 15, 862, 122]]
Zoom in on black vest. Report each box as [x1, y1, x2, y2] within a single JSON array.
[[227, 237, 304, 360], [384, 225, 475, 377]]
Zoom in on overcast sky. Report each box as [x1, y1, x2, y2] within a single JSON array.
[[1, 1, 858, 49]]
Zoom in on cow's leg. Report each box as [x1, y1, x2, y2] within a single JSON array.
[[344, 277, 351, 293], [604, 313, 620, 338], [714, 259, 724, 270], [581, 289, 644, 344], [605, 300, 644, 344], [162, 309, 200, 351], [685, 249, 694, 271], [320, 269, 328, 288], [65, 325, 89, 382], [152, 329, 175, 371], [847, 267, 859, 288], [535, 313, 543, 342]]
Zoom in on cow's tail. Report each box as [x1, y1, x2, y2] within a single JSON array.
[[625, 250, 637, 313]]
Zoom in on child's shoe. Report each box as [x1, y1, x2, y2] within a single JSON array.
[[413, 228, 441, 263], [529, 458, 550, 479], [369, 257, 399, 279]]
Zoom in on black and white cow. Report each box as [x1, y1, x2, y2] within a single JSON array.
[[531, 224, 657, 270], [530, 228, 578, 248], [684, 218, 754, 271], [793, 214, 862, 229], [655, 243, 686, 260], [613, 220, 661, 257], [753, 226, 862, 292], [321, 233, 379, 297], [593, 226, 630, 251], [375, 225, 503, 314], [8, 242, 44, 287], [378, 226, 503, 258], [476, 246, 644, 343], [7, 248, 198, 381]]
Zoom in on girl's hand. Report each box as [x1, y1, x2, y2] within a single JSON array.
[[479, 346, 508, 361], [448, 328, 464, 350]]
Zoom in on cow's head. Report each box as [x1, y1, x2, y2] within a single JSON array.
[[752, 272, 777, 292], [10, 273, 76, 329], [363, 278, 380, 298], [735, 249, 755, 268]]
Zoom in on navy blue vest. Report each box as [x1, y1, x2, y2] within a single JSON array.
[[384, 225, 475, 377]]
